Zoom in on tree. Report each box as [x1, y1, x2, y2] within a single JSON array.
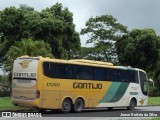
[[73, 46, 115, 62], [116, 28, 160, 91], [81, 15, 127, 63], [116, 28, 160, 72], [3, 39, 53, 84], [4, 39, 53, 73], [0, 3, 80, 65]]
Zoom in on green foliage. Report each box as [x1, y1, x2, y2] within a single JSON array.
[[148, 86, 160, 97], [0, 75, 10, 97], [74, 46, 117, 63], [81, 15, 127, 44], [81, 15, 127, 63], [3, 39, 53, 73], [116, 28, 160, 93], [0, 3, 80, 63], [116, 28, 160, 72]]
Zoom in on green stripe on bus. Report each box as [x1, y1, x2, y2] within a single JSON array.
[[99, 82, 129, 103], [99, 82, 121, 103], [109, 82, 129, 102]]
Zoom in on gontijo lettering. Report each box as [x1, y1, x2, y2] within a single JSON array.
[[73, 82, 102, 89], [13, 72, 36, 78]]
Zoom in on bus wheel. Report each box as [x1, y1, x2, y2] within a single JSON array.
[[108, 107, 113, 110], [37, 108, 46, 113], [127, 98, 136, 110], [61, 98, 71, 113], [72, 98, 84, 112]]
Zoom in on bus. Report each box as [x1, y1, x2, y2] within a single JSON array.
[[12, 56, 148, 113]]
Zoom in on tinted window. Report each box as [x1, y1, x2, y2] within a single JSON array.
[[43, 62, 94, 80], [78, 66, 93, 80], [43, 62, 139, 83], [126, 70, 139, 83], [43, 62, 55, 78], [139, 71, 148, 95], [108, 69, 126, 82]]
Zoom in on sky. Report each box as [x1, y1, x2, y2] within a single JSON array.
[[1, 0, 160, 46]]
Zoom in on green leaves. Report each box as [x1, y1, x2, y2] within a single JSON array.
[[0, 3, 80, 62], [116, 28, 160, 72], [4, 39, 53, 72], [81, 15, 127, 44], [80, 15, 127, 63]]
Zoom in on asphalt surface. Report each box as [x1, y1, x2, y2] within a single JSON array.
[[0, 106, 160, 119], [42, 106, 160, 117]]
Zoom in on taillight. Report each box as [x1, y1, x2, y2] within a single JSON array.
[[36, 90, 40, 98]]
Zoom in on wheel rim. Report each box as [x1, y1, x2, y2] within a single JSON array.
[[130, 100, 135, 109], [76, 101, 82, 110], [75, 99, 83, 111], [62, 99, 71, 112]]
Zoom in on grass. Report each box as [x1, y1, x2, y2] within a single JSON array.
[[0, 97, 26, 111], [148, 97, 160, 106], [151, 118, 160, 120], [0, 96, 160, 111]]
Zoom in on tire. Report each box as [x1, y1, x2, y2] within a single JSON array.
[[108, 107, 113, 110], [72, 98, 84, 112], [37, 108, 46, 113], [61, 98, 72, 113], [127, 98, 136, 110]]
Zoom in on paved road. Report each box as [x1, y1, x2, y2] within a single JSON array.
[[0, 106, 160, 119], [41, 106, 160, 117]]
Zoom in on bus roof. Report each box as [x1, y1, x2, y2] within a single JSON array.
[[69, 59, 113, 66], [17, 56, 146, 73]]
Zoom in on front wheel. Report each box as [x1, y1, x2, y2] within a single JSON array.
[[72, 98, 84, 112], [127, 98, 136, 110], [61, 98, 72, 113]]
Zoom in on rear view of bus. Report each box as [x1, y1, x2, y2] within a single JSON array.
[[12, 56, 40, 108]]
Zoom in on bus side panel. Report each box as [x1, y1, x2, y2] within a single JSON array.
[[41, 91, 60, 109]]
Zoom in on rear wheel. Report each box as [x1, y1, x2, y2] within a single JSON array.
[[37, 108, 46, 113], [127, 98, 136, 110], [61, 98, 72, 113], [108, 107, 113, 110], [72, 98, 84, 112]]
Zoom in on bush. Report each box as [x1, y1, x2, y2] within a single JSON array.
[[148, 86, 160, 97], [0, 90, 11, 97], [0, 75, 11, 97]]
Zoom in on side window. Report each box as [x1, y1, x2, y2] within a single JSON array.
[[139, 71, 148, 95], [43, 62, 49, 77], [102, 68, 108, 81], [107, 69, 126, 82], [43, 62, 56, 78], [94, 67, 101, 80], [126, 70, 139, 83], [79, 66, 93, 80], [55, 63, 66, 78], [118, 70, 126, 82], [66, 64, 77, 79], [108, 69, 119, 81], [43, 62, 67, 78]]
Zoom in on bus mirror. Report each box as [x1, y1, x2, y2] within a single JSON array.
[[149, 79, 154, 88]]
